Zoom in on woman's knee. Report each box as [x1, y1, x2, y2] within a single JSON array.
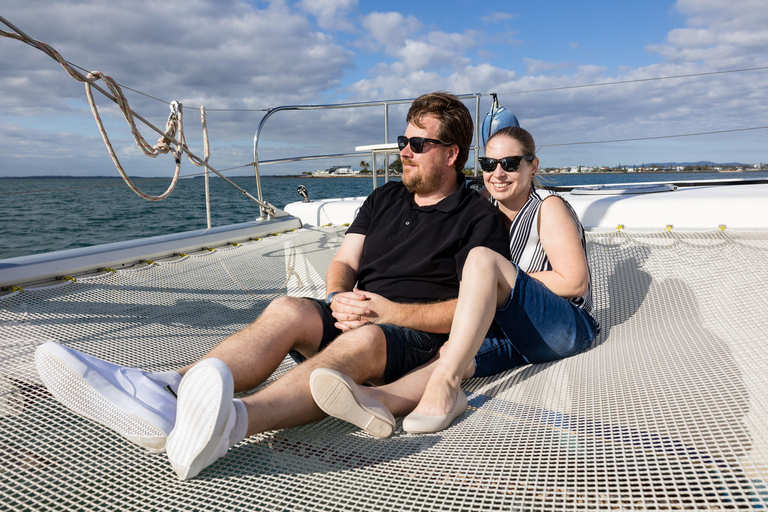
[[466, 246, 499, 265], [464, 246, 510, 277]]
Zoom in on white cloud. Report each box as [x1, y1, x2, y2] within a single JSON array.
[[1, 0, 354, 113], [646, 0, 768, 67], [2, 0, 768, 175], [481, 12, 518, 24], [357, 11, 478, 73], [359, 11, 423, 54], [396, 32, 475, 72], [0, 0, 359, 174], [298, 0, 358, 32]]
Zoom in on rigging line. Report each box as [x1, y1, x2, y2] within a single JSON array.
[[1, 17, 276, 213], [202, 108, 271, 112], [495, 66, 768, 97], [538, 125, 768, 148], [65, 60, 170, 105]]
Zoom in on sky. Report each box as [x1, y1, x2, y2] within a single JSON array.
[[1, 0, 767, 177]]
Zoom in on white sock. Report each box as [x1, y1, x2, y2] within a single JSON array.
[[229, 398, 248, 448]]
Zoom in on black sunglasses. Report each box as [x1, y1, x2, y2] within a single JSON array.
[[397, 135, 453, 153], [479, 156, 535, 173]]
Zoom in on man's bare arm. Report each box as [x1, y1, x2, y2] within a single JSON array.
[[334, 289, 458, 334], [324, 233, 373, 323]]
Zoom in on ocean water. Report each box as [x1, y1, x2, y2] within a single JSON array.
[[2, 171, 767, 260]]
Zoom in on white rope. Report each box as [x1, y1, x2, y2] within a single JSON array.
[[0, 19, 271, 211], [85, 75, 211, 201], [85, 73, 184, 201], [1, 22, 211, 201]]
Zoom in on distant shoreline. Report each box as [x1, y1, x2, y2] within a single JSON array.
[[1, 169, 764, 179]]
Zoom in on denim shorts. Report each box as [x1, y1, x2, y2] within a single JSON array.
[[473, 264, 598, 378], [289, 299, 448, 384]]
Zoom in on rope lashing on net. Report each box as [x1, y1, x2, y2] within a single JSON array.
[[0, 17, 275, 214]]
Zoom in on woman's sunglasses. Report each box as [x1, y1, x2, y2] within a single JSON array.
[[397, 135, 453, 153], [479, 156, 535, 173]]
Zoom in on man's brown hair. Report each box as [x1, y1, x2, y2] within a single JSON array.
[[406, 92, 473, 172]]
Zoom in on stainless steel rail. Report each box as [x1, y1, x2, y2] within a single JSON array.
[[252, 94, 484, 217]]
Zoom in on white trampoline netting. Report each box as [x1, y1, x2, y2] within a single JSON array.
[[1, 226, 767, 511]]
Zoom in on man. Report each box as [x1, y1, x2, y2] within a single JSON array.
[[36, 92, 510, 479]]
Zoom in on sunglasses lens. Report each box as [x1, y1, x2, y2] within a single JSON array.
[[479, 158, 497, 172], [398, 136, 424, 153], [501, 157, 522, 172], [481, 157, 527, 172]]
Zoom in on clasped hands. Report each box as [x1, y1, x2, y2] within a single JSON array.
[[330, 287, 392, 332]]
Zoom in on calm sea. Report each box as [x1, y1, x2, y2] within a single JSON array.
[[2, 171, 767, 260]]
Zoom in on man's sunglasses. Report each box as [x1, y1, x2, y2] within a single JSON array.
[[479, 156, 535, 173], [397, 135, 453, 153]]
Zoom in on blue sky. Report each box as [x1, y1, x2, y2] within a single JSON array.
[[1, 0, 766, 177]]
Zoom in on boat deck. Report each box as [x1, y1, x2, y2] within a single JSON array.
[[2, 226, 768, 510]]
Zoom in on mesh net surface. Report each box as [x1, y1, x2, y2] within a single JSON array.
[[1, 227, 767, 511]]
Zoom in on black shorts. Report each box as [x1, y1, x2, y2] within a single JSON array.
[[289, 299, 449, 384]]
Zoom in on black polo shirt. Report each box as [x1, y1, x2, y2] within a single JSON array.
[[347, 174, 509, 303]]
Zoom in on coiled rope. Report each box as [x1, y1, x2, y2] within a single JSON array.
[[0, 17, 275, 214], [85, 73, 208, 200]]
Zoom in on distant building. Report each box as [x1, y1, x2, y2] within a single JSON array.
[[312, 165, 359, 176], [331, 166, 357, 175]]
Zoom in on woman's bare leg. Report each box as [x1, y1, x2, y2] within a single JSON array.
[[351, 247, 518, 419], [409, 247, 517, 416]]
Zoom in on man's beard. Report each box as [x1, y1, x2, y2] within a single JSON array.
[[401, 159, 444, 195]]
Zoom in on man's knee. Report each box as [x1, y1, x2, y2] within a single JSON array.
[[264, 295, 318, 318], [335, 324, 386, 354], [256, 296, 325, 353], [319, 324, 388, 381]]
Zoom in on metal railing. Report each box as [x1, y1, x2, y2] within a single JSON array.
[[251, 94, 484, 217]]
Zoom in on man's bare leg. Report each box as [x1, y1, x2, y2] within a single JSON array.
[[241, 323, 388, 434], [166, 323, 389, 478], [178, 295, 326, 392], [35, 295, 328, 457]]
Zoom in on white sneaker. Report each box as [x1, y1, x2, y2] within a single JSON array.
[[166, 358, 239, 480], [35, 341, 179, 452]]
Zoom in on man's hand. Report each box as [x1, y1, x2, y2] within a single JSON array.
[[332, 288, 456, 334], [330, 289, 372, 332], [331, 287, 397, 332], [350, 288, 395, 324]]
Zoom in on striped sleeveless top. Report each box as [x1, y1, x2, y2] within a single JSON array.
[[493, 188, 597, 324]]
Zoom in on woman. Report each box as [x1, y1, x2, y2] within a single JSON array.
[[309, 126, 599, 436]]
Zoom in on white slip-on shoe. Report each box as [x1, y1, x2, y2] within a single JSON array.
[[165, 358, 237, 480], [309, 368, 395, 438], [402, 390, 468, 434], [35, 341, 179, 452]]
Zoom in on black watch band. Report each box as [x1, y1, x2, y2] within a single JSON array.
[[325, 292, 340, 306]]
